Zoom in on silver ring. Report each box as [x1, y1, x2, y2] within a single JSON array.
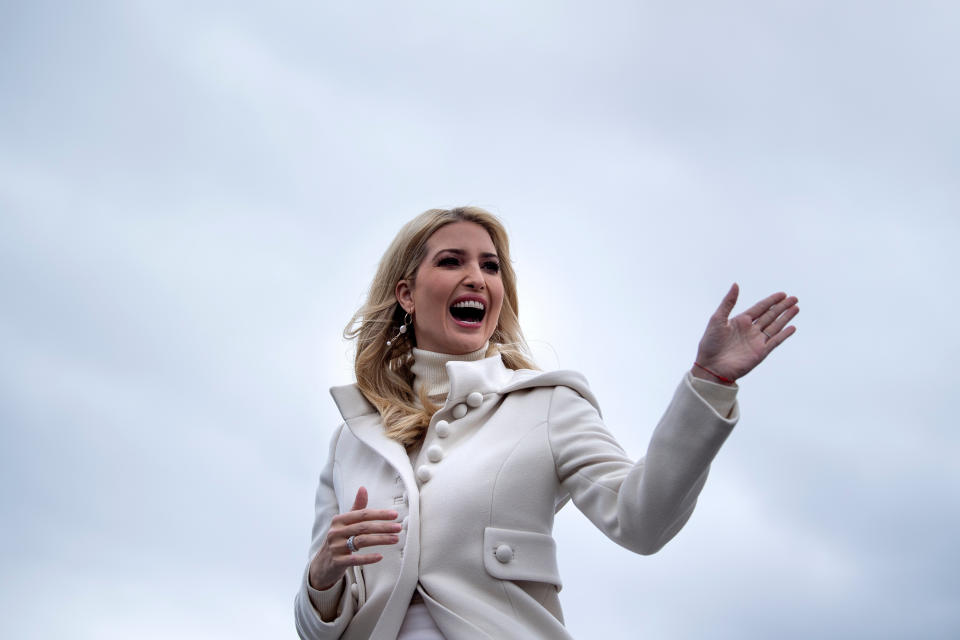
[[346, 535, 358, 553], [761, 329, 771, 338]]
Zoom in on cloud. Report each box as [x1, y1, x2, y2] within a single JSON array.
[[2, 1, 958, 637]]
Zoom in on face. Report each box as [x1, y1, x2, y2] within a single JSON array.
[[396, 221, 505, 355]]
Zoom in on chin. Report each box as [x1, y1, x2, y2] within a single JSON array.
[[441, 331, 491, 355]]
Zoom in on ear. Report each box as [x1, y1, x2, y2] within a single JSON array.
[[395, 279, 414, 315]]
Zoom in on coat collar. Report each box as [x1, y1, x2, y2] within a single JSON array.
[[330, 354, 600, 421], [445, 354, 517, 404]]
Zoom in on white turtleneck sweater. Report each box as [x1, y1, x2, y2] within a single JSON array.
[[410, 344, 489, 397]]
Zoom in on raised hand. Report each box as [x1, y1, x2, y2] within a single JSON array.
[[308, 487, 401, 591], [692, 283, 798, 384]]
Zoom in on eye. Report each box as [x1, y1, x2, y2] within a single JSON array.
[[483, 261, 500, 273], [437, 256, 461, 267]]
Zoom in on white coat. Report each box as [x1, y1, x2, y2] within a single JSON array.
[[294, 355, 739, 639]]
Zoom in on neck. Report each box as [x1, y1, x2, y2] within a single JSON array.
[[410, 343, 490, 398]]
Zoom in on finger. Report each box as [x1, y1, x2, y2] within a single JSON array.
[[344, 520, 404, 537], [713, 283, 739, 321], [334, 508, 399, 527], [347, 533, 401, 551], [350, 486, 368, 512], [743, 291, 788, 321], [763, 324, 797, 353], [344, 553, 385, 567], [754, 295, 798, 330], [764, 304, 799, 336]]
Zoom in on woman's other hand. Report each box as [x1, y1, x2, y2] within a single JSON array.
[[308, 487, 401, 591], [692, 283, 799, 384]]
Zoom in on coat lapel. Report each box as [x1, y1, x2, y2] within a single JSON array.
[[330, 384, 424, 639], [330, 384, 417, 491]]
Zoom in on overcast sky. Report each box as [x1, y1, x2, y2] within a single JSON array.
[[2, 1, 958, 638]]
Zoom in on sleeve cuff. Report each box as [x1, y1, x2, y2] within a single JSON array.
[[687, 371, 738, 419], [307, 574, 345, 621]]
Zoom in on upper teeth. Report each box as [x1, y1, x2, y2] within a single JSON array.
[[452, 300, 485, 310]]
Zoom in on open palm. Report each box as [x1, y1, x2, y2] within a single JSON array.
[[694, 284, 799, 383]]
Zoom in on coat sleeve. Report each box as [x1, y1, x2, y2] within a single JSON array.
[[294, 424, 357, 639], [547, 373, 738, 555]]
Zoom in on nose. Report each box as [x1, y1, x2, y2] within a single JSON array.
[[463, 263, 486, 290]]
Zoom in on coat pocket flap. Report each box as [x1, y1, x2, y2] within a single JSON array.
[[483, 527, 562, 591]]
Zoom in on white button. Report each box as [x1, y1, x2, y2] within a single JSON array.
[[401, 516, 409, 530], [452, 404, 467, 419], [426, 445, 443, 463], [467, 391, 483, 407], [350, 583, 359, 598], [495, 544, 513, 563], [435, 420, 450, 438], [416, 465, 432, 482]]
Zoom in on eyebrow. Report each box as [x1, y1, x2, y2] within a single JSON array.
[[434, 248, 499, 259]]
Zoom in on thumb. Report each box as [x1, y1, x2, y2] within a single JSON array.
[[714, 282, 739, 320], [351, 486, 368, 512]]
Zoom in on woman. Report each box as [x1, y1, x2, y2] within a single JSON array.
[[294, 207, 798, 640]]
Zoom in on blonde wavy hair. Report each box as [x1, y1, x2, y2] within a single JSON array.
[[345, 206, 537, 448]]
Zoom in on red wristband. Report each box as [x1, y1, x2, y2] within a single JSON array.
[[693, 362, 735, 385]]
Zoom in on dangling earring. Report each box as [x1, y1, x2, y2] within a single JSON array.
[[386, 312, 412, 348]]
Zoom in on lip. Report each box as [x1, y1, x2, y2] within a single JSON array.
[[449, 294, 488, 328]]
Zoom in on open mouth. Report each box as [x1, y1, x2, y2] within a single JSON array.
[[449, 299, 486, 326]]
